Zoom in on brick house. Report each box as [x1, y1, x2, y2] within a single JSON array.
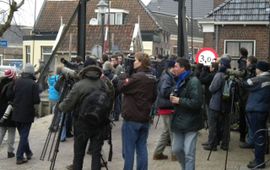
[[23, 0, 172, 68], [199, 0, 270, 68]]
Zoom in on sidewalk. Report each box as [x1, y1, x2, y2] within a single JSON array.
[[0, 114, 268, 170]]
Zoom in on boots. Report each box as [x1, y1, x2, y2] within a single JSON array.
[[153, 153, 168, 160]]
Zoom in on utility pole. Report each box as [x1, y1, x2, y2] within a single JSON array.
[[78, 0, 87, 61], [175, 0, 187, 58]]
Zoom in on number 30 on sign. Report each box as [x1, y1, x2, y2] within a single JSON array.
[[195, 48, 218, 66]]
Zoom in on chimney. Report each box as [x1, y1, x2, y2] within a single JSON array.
[[214, 0, 225, 8]]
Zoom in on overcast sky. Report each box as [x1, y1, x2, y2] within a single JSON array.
[[1, 0, 151, 26]]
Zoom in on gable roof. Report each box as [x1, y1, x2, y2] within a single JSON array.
[[58, 25, 134, 52], [206, 0, 270, 21], [151, 12, 178, 35], [1, 25, 32, 46], [151, 11, 203, 37], [147, 0, 213, 19], [34, 0, 79, 34], [34, 0, 160, 34]]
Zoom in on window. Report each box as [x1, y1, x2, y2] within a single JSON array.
[[115, 13, 122, 25], [225, 40, 255, 68], [26, 45, 31, 63], [97, 12, 124, 25], [41, 46, 53, 71]]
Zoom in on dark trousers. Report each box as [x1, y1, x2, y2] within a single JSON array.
[[208, 109, 230, 148], [73, 121, 103, 170], [113, 94, 122, 120], [239, 101, 247, 142], [248, 112, 268, 165], [16, 122, 32, 160]]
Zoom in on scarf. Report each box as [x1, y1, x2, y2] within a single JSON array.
[[176, 70, 191, 89]]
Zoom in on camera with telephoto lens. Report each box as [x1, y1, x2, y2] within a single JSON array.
[[61, 67, 78, 79], [123, 54, 135, 76]]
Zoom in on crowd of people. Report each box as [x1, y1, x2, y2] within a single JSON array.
[[0, 49, 270, 170]]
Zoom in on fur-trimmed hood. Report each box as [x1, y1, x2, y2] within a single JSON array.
[[79, 65, 102, 80]]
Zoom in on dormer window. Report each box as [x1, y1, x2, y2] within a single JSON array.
[[95, 8, 129, 25]]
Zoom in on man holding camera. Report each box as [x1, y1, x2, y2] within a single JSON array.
[[170, 58, 203, 170], [118, 52, 157, 170]]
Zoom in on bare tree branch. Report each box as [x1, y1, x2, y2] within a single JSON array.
[[0, 0, 25, 37]]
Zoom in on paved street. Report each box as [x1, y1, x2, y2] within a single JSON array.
[[0, 114, 269, 170]]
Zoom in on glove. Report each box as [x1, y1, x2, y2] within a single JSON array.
[[60, 58, 67, 64]]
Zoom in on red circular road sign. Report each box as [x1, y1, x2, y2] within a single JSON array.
[[195, 48, 218, 66]]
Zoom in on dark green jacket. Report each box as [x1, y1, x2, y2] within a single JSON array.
[[171, 74, 203, 133]]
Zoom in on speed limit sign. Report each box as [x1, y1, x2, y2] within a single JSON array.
[[195, 48, 218, 66]]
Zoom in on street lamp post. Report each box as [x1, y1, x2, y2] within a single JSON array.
[[97, 0, 108, 54], [78, 0, 87, 61]]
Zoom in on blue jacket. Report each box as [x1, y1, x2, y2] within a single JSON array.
[[156, 70, 175, 109], [48, 75, 60, 102], [245, 72, 270, 113]]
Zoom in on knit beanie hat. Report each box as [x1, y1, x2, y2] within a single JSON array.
[[23, 63, 35, 74], [220, 57, 231, 69], [4, 69, 16, 79], [84, 57, 97, 67], [256, 61, 270, 72]]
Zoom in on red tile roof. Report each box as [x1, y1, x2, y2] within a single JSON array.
[[34, 0, 159, 33], [58, 24, 134, 52], [34, 1, 79, 33]]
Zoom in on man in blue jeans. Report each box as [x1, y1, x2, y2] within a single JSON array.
[[118, 52, 157, 170], [170, 58, 203, 170]]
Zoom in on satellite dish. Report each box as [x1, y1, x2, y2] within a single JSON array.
[[89, 18, 98, 25]]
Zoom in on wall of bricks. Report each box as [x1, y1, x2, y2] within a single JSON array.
[[203, 25, 270, 62]]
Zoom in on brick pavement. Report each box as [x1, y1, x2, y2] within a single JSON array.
[[0, 115, 269, 170]]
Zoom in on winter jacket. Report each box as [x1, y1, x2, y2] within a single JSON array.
[[171, 73, 203, 133], [0, 78, 16, 127], [11, 73, 40, 123], [245, 72, 270, 113], [47, 75, 60, 102], [59, 65, 113, 120], [118, 67, 157, 123], [156, 70, 175, 110], [208, 67, 231, 113]]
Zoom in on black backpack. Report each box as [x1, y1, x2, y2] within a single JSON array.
[[79, 83, 112, 127]]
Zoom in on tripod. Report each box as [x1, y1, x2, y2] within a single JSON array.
[[40, 78, 71, 170]]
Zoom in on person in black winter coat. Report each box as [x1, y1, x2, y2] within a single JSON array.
[[0, 69, 16, 158], [9, 63, 40, 165]]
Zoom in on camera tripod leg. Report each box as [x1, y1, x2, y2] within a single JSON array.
[[40, 130, 53, 161], [101, 153, 109, 170], [50, 112, 66, 170]]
